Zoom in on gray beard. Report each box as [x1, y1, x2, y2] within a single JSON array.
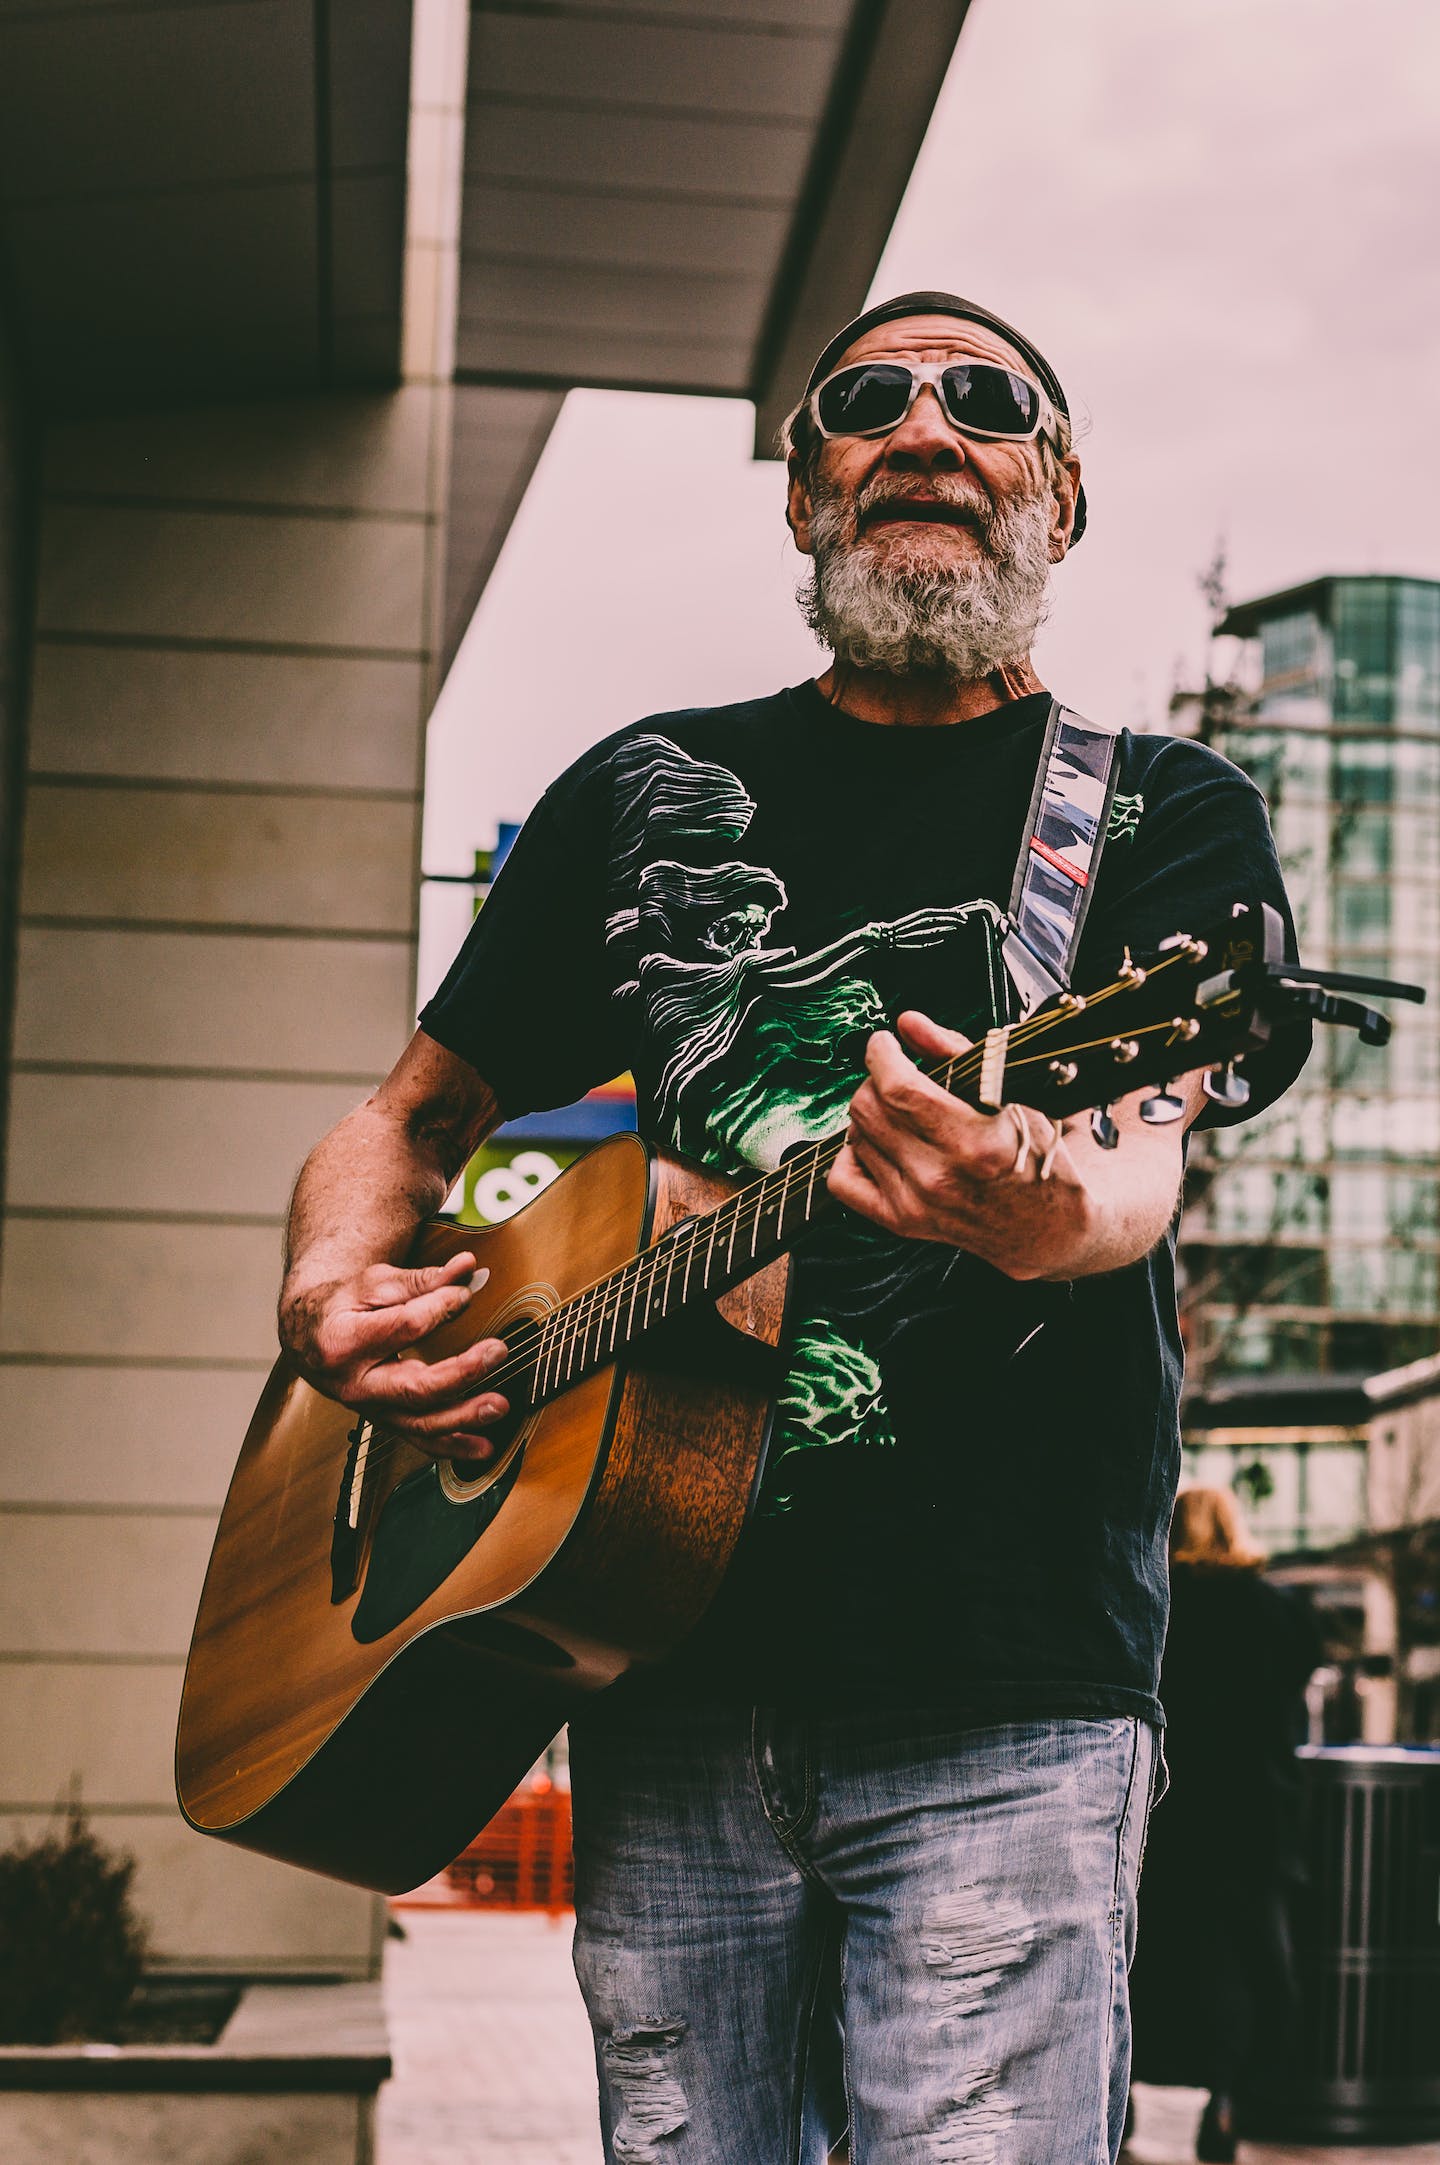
[[798, 476, 1054, 682]]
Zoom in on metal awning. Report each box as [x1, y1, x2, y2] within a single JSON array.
[[443, 0, 972, 661]]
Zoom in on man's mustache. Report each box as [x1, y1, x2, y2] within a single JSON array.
[[847, 475, 999, 539]]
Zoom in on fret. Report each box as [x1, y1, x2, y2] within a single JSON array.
[[724, 1198, 740, 1274], [748, 1185, 764, 1260], [703, 1211, 720, 1289], [536, 1309, 559, 1398], [562, 1294, 583, 1382], [660, 1231, 679, 1317], [625, 1258, 642, 1344], [681, 1221, 697, 1302], [606, 1268, 624, 1356], [578, 1284, 601, 1371], [805, 1144, 819, 1219], [774, 1157, 795, 1242]]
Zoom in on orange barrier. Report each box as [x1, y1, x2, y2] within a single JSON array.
[[444, 1783, 574, 1914]]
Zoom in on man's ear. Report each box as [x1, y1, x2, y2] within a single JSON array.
[[1048, 454, 1083, 562], [786, 455, 815, 556]]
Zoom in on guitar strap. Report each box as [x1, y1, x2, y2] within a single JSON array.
[[1001, 699, 1123, 1017]]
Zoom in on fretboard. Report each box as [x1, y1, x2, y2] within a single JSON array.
[[508, 1130, 841, 1414]]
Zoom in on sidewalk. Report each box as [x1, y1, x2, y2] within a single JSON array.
[[378, 1908, 599, 2165], [377, 1907, 1440, 2165]]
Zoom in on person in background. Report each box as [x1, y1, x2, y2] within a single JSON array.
[[1129, 1486, 1321, 2163]]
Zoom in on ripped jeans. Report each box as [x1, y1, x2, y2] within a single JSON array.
[[569, 1702, 1158, 2165]]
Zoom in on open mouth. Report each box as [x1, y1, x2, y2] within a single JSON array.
[[862, 498, 984, 530]]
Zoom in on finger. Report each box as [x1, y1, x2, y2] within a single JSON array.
[[863, 1030, 971, 1144], [827, 1136, 908, 1233], [359, 1336, 511, 1409], [341, 1280, 486, 1361], [848, 1128, 920, 1223], [362, 1254, 481, 1310], [826, 1139, 881, 1211], [384, 1387, 511, 1443], [847, 1083, 937, 1178], [895, 1010, 974, 1060]]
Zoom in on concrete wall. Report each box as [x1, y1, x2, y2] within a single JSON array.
[[0, 384, 448, 1973]]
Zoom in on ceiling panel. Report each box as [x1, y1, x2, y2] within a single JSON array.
[[0, 0, 413, 410], [460, 184, 789, 280], [8, 184, 320, 403], [0, 1, 314, 202], [466, 99, 812, 202], [460, 258, 768, 344], [533, 0, 850, 25], [327, 2, 417, 170], [330, 171, 407, 324], [468, 11, 840, 122], [456, 317, 753, 392]]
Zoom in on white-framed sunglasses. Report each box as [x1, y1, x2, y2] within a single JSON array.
[[809, 358, 1061, 447]]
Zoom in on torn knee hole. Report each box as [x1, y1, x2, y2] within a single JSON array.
[[929, 2067, 1013, 2165], [603, 2020, 689, 2163], [921, 1886, 1034, 2023]]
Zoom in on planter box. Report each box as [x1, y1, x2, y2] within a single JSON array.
[[0, 1978, 390, 2165]]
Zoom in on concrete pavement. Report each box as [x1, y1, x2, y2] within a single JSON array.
[[377, 1908, 1440, 2165]]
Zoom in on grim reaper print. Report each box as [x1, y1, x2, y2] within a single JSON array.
[[605, 734, 1013, 1511]]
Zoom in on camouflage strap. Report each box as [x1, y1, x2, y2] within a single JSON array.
[[1001, 699, 1122, 1017]]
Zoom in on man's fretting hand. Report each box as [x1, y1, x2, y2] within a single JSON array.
[[280, 1250, 510, 1463], [828, 1009, 1202, 1283]]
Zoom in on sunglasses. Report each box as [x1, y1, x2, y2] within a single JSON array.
[[809, 359, 1060, 447]]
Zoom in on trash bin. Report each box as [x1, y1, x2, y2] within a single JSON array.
[[1243, 1745, 1440, 2144]]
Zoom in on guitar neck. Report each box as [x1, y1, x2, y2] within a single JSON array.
[[523, 1044, 995, 1410]]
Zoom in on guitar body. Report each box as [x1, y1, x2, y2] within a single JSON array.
[[175, 1133, 791, 1893]]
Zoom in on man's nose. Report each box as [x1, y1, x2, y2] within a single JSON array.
[[883, 383, 965, 470]]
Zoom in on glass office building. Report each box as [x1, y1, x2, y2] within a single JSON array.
[[1181, 575, 1440, 1387]]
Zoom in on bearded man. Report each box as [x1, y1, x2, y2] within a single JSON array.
[[279, 294, 1307, 2163]]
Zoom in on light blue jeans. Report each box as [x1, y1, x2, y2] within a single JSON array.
[[569, 1703, 1159, 2165]]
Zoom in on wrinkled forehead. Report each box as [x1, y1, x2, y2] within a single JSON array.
[[827, 312, 1035, 381]]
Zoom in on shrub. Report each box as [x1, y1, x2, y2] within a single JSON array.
[[0, 1800, 148, 2043]]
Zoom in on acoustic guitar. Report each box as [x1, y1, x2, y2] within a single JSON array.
[[175, 903, 1418, 1891]]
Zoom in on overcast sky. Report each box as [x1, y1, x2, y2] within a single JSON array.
[[421, 0, 1440, 988]]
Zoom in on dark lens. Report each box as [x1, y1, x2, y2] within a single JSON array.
[[815, 364, 913, 436], [940, 363, 1040, 436]]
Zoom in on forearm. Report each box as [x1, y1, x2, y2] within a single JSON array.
[[280, 1034, 501, 1326], [282, 1100, 453, 1307]]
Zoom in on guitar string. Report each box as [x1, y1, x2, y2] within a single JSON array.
[[349, 951, 1204, 1476]]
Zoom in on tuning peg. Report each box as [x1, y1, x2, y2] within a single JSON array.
[[1090, 1105, 1120, 1150], [1202, 1063, 1251, 1109], [1140, 1086, 1187, 1125]]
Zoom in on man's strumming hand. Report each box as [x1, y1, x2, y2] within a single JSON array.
[[280, 1254, 511, 1463], [827, 1009, 1204, 1282], [280, 1254, 511, 1464]]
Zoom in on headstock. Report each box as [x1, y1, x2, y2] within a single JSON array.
[[950, 901, 1425, 1143]]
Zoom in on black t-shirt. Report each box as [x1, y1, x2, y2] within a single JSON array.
[[421, 682, 1310, 1722]]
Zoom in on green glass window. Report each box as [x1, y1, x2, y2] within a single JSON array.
[[1261, 610, 1322, 687]]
